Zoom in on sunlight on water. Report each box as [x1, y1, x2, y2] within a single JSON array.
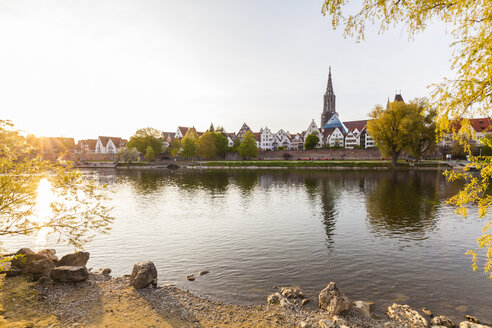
[[34, 178, 54, 247]]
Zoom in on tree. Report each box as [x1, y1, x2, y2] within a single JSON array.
[[213, 132, 229, 158], [209, 123, 215, 132], [0, 120, 113, 253], [232, 138, 241, 153], [128, 127, 163, 156], [144, 145, 155, 161], [115, 147, 139, 165], [197, 131, 217, 159], [181, 129, 198, 160], [238, 131, 258, 160], [304, 133, 320, 150], [168, 138, 181, 157], [367, 100, 427, 166], [322, 0, 491, 276]]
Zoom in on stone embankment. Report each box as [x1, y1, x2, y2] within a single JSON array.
[[1, 248, 490, 328]]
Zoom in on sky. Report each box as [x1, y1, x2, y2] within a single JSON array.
[[0, 0, 454, 140]]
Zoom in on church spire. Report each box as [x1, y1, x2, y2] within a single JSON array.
[[321, 66, 336, 129], [326, 66, 334, 94]]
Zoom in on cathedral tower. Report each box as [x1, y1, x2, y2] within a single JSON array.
[[321, 67, 336, 128]]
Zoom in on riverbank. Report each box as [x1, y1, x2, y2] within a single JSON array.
[[2, 247, 490, 327], [187, 160, 452, 170]]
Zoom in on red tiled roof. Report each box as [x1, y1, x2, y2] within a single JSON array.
[[343, 120, 368, 132], [99, 136, 125, 148], [451, 117, 492, 133]]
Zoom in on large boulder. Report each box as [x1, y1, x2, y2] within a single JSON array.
[[56, 251, 90, 267], [387, 304, 428, 328], [50, 266, 89, 282], [130, 261, 157, 289], [0, 262, 22, 277], [430, 315, 454, 327], [24, 258, 56, 280], [318, 282, 351, 315], [11, 248, 47, 269], [37, 249, 58, 262]]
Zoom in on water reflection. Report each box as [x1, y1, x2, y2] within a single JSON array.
[[365, 171, 440, 239]]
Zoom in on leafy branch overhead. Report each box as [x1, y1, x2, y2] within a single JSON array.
[[322, 0, 491, 276]]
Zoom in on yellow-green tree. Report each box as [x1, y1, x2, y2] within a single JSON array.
[[322, 0, 491, 276], [128, 127, 164, 156], [0, 120, 113, 252], [181, 129, 198, 160], [168, 138, 181, 157], [238, 131, 258, 160], [144, 145, 155, 161], [304, 133, 320, 150], [197, 131, 217, 159]]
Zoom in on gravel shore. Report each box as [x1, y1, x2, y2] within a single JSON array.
[[1, 272, 397, 328]]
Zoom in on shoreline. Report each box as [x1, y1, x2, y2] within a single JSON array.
[[2, 248, 490, 328]]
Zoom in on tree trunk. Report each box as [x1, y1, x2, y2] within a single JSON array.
[[391, 152, 399, 166]]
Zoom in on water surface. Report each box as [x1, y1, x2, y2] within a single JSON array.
[[5, 168, 492, 322]]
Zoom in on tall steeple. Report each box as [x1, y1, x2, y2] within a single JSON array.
[[321, 66, 337, 129]]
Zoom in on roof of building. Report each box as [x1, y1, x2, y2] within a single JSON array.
[[76, 139, 97, 151], [394, 93, 404, 102], [451, 117, 492, 133], [162, 132, 176, 140], [323, 113, 347, 133], [343, 120, 368, 132], [98, 136, 125, 148]]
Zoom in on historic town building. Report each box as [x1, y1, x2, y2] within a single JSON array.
[[321, 67, 337, 129]]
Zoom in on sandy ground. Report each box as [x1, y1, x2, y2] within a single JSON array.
[[0, 273, 395, 328]]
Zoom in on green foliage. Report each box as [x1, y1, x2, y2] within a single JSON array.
[[116, 147, 139, 165], [367, 100, 434, 165], [181, 129, 198, 160], [144, 145, 155, 161], [0, 120, 113, 251], [321, 0, 491, 276], [197, 131, 217, 159], [168, 138, 181, 157], [232, 138, 241, 153], [238, 131, 258, 160], [128, 127, 163, 156], [213, 132, 229, 158], [304, 134, 320, 150], [277, 146, 286, 151]]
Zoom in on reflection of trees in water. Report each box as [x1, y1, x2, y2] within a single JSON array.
[[117, 169, 166, 194], [230, 171, 258, 194], [365, 170, 441, 239]]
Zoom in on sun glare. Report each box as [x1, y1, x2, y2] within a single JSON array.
[[35, 178, 54, 245]]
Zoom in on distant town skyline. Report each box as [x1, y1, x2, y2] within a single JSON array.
[[0, 0, 453, 141]]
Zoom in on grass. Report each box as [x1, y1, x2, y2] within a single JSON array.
[[195, 160, 450, 168]]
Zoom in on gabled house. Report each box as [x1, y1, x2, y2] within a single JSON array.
[[75, 139, 97, 153], [162, 132, 176, 147], [237, 123, 253, 140], [226, 133, 237, 147], [343, 120, 368, 149], [290, 133, 304, 150], [95, 136, 127, 154], [323, 127, 346, 147], [276, 130, 291, 149], [439, 117, 492, 148]]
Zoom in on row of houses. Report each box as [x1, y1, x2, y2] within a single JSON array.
[[161, 114, 375, 152], [75, 136, 128, 154]]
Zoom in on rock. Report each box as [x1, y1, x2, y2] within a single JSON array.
[[24, 258, 55, 280], [430, 315, 454, 327], [37, 276, 52, 286], [198, 270, 209, 276], [130, 261, 158, 289], [0, 262, 22, 277], [11, 248, 47, 269], [94, 268, 111, 276], [422, 307, 433, 318], [50, 266, 89, 282], [318, 282, 351, 315], [56, 251, 90, 267], [301, 299, 310, 306], [280, 298, 293, 308], [300, 321, 309, 328], [281, 285, 305, 298], [387, 303, 428, 328], [186, 274, 195, 281], [167, 164, 179, 169], [319, 319, 337, 328], [267, 292, 283, 305], [37, 249, 58, 262], [353, 300, 373, 317], [466, 316, 480, 324], [459, 322, 491, 328]]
